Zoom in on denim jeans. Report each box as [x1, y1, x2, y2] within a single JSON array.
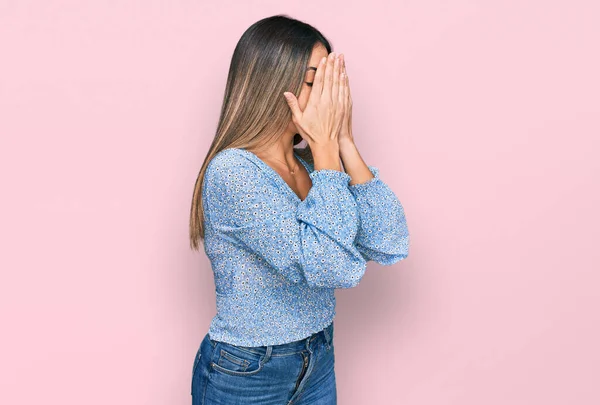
[[191, 321, 336, 405]]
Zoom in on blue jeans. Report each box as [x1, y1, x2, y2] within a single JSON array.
[[191, 321, 336, 404]]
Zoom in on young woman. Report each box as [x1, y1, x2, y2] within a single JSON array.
[[188, 14, 410, 405]]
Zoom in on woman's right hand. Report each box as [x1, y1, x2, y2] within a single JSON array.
[[283, 52, 347, 171]]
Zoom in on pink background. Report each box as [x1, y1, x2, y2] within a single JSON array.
[[1, 1, 599, 404]]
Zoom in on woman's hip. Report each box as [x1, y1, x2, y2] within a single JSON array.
[[191, 322, 336, 404]]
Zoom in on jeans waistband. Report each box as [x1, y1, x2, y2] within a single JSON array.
[[211, 321, 334, 356]]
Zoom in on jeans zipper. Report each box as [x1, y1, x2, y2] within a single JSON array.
[[294, 352, 309, 391]]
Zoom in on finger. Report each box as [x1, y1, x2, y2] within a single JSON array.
[[321, 52, 336, 101], [283, 92, 301, 122], [338, 66, 346, 111], [331, 53, 341, 107], [339, 56, 347, 112], [345, 64, 352, 107], [307, 56, 326, 106]]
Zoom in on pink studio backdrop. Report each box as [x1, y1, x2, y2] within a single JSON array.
[[1, 1, 598, 404]]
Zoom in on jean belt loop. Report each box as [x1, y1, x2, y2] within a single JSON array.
[[262, 345, 273, 364], [323, 324, 332, 349], [306, 333, 315, 351]]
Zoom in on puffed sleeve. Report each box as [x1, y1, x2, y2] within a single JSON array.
[[347, 165, 410, 265], [203, 150, 367, 289]]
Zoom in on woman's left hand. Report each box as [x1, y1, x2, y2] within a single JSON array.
[[338, 54, 354, 145]]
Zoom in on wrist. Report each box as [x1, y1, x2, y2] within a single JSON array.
[[338, 139, 357, 160], [311, 142, 342, 172]]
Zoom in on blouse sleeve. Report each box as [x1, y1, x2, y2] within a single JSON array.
[[347, 165, 410, 265], [203, 150, 367, 289]]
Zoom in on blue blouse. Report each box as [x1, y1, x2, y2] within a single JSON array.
[[201, 147, 410, 346]]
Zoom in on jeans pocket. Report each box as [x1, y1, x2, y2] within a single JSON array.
[[210, 342, 265, 377]]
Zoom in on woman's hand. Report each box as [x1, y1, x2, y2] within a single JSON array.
[[283, 52, 347, 171], [337, 54, 354, 146]]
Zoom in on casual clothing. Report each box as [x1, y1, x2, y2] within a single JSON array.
[[201, 147, 410, 347], [191, 321, 336, 405]]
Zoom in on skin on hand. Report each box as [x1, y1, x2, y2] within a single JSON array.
[[337, 53, 354, 146], [332, 53, 375, 186], [282, 45, 375, 184], [284, 48, 347, 171]]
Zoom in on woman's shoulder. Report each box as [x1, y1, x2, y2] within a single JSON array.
[[209, 147, 247, 165], [205, 148, 264, 189], [207, 148, 259, 173]]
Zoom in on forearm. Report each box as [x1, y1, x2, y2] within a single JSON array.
[[338, 139, 374, 185]]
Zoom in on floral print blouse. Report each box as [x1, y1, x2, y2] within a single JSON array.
[[201, 147, 410, 346]]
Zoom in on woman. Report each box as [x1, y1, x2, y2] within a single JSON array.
[[188, 14, 410, 405]]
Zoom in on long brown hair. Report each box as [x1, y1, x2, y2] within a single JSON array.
[[189, 15, 333, 250]]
